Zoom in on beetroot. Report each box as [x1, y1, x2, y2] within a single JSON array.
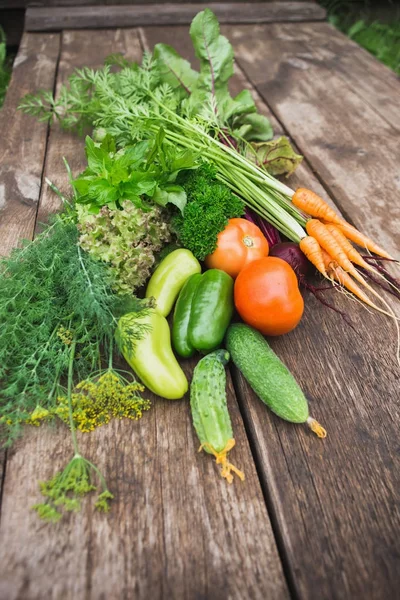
[[269, 242, 310, 278]]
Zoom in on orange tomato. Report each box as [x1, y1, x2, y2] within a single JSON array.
[[205, 218, 269, 278], [234, 257, 304, 336]]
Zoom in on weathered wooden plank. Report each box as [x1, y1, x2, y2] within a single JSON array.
[[2, 0, 314, 6], [289, 22, 400, 132], [0, 28, 288, 600], [142, 23, 400, 600], [0, 32, 60, 256], [25, 3, 326, 31], [228, 22, 400, 258]]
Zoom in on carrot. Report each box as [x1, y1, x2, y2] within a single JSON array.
[[299, 235, 327, 277], [324, 224, 374, 272], [337, 221, 393, 260], [306, 219, 362, 279], [321, 247, 385, 307], [292, 188, 345, 225]]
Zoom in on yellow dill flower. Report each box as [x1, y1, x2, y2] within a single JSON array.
[[56, 370, 150, 432], [57, 326, 73, 346], [26, 405, 53, 426]]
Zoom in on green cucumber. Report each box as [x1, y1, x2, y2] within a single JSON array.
[[190, 350, 244, 482], [226, 323, 326, 437]]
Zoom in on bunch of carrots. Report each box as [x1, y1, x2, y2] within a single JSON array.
[[291, 188, 398, 319]]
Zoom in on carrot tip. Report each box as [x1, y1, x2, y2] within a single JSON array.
[[307, 417, 327, 439]]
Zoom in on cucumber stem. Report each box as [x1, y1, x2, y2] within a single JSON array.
[[306, 417, 327, 438], [198, 439, 245, 483]]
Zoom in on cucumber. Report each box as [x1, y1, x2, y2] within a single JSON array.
[[226, 323, 326, 436], [190, 350, 245, 482]]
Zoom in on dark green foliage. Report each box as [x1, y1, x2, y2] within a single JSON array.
[[320, 0, 400, 75], [0, 28, 11, 107], [0, 216, 150, 445], [172, 164, 245, 260], [348, 20, 400, 74]]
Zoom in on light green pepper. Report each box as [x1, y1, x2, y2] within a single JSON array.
[[145, 249, 201, 317], [116, 309, 188, 400]]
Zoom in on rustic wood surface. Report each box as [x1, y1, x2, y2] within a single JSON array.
[[25, 3, 326, 31], [0, 0, 317, 7], [0, 28, 288, 600], [0, 16, 399, 600], [0, 32, 60, 256]]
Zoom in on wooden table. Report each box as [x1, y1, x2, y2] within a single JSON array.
[[0, 4, 399, 599]]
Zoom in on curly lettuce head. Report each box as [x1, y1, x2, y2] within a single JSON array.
[[78, 201, 172, 294]]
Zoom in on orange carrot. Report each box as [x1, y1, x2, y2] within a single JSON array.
[[306, 219, 361, 279], [292, 188, 345, 225], [320, 248, 337, 271], [324, 224, 374, 272], [320, 247, 381, 308], [337, 221, 393, 260], [299, 235, 327, 277]]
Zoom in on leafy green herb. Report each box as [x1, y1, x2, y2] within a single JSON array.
[[73, 133, 198, 214], [19, 9, 273, 144], [32, 340, 114, 522], [173, 164, 245, 260]]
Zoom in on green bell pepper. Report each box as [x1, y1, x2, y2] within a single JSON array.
[[172, 269, 234, 357], [116, 309, 188, 400], [145, 249, 201, 317]]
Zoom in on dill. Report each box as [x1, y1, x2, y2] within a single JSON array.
[[0, 215, 151, 445]]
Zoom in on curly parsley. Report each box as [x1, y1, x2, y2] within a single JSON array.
[[173, 164, 244, 260]]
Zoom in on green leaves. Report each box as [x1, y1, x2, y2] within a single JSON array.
[[233, 112, 274, 142], [73, 133, 197, 213], [188, 7, 234, 117], [246, 136, 303, 177], [153, 44, 198, 99], [153, 185, 187, 212]]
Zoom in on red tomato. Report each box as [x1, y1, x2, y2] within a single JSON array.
[[234, 257, 304, 336], [205, 218, 269, 278]]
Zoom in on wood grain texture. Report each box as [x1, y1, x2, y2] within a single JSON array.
[[0, 32, 60, 256], [0, 27, 288, 600], [143, 22, 400, 600], [227, 22, 400, 258], [25, 3, 326, 32], [285, 21, 400, 132]]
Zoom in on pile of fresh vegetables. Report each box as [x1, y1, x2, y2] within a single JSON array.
[[0, 9, 398, 522]]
